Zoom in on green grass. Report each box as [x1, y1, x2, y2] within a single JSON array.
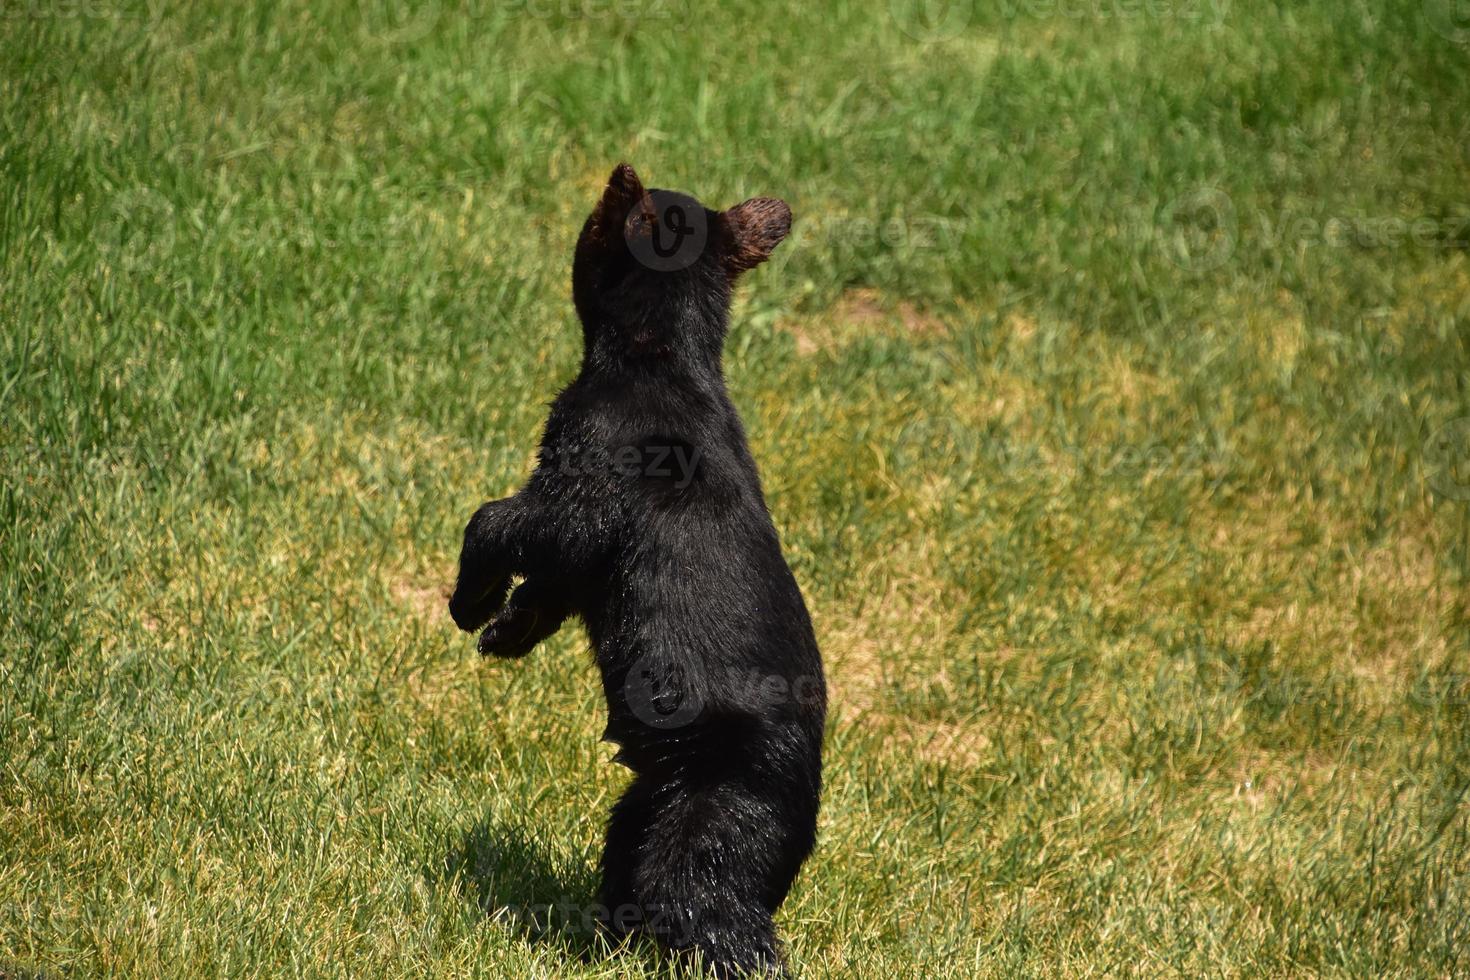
[[3, 0, 1469, 975]]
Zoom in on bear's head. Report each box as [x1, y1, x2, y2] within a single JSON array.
[[571, 163, 791, 366]]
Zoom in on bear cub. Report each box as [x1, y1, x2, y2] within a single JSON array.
[[449, 164, 826, 978]]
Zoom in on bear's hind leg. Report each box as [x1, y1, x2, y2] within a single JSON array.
[[617, 775, 805, 978], [596, 775, 654, 944]]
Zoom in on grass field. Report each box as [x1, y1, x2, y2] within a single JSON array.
[[3, 0, 1470, 976]]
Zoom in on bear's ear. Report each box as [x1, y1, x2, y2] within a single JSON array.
[[720, 197, 792, 276], [588, 163, 649, 245]]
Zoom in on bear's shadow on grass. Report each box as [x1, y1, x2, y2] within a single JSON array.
[[428, 818, 671, 975]]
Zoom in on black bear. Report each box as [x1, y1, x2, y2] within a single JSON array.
[[449, 163, 826, 977]]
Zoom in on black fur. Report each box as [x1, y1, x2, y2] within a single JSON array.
[[449, 164, 825, 978]]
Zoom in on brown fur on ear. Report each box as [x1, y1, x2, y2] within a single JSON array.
[[721, 197, 792, 275], [589, 163, 649, 244]]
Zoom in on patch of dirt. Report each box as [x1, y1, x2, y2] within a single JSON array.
[[783, 288, 948, 356], [1002, 311, 1038, 343], [391, 573, 450, 619], [1217, 500, 1450, 675], [893, 719, 993, 769], [814, 538, 970, 725]]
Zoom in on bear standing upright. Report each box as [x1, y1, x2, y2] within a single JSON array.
[[449, 163, 826, 978]]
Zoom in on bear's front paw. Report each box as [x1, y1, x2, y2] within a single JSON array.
[[476, 607, 544, 658], [475, 579, 570, 658], [447, 575, 510, 633]]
